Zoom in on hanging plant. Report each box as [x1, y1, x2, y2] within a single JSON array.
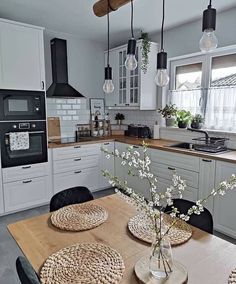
[[140, 32, 151, 74]]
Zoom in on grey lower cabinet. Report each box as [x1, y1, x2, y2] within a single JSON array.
[[214, 161, 236, 238], [114, 142, 236, 238]]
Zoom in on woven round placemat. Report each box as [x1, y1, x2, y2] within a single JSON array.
[[51, 203, 108, 231], [229, 268, 236, 284], [40, 243, 125, 284], [128, 214, 192, 246]]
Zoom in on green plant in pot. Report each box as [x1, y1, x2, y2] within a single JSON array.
[[191, 114, 204, 129], [158, 104, 177, 127], [176, 110, 192, 129], [140, 32, 151, 74], [115, 113, 125, 125]]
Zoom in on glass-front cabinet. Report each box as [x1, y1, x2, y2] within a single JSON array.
[[104, 40, 158, 110]]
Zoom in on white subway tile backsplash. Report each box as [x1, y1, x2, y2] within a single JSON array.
[[56, 99, 67, 104], [73, 116, 79, 120], [62, 116, 72, 121], [56, 105, 61, 110], [67, 99, 77, 104], [73, 105, 81, 109], [67, 110, 77, 115], [57, 110, 67, 115], [62, 105, 72, 110]]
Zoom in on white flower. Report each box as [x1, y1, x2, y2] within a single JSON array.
[[121, 161, 126, 166]]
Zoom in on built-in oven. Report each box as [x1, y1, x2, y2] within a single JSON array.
[[0, 121, 48, 168], [0, 90, 46, 121]]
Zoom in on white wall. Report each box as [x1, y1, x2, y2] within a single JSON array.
[[44, 29, 105, 99], [152, 7, 236, 58]]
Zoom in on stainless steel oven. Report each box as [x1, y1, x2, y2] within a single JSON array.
[[0, 90, 46, 121], [0, 121, 48, 168]]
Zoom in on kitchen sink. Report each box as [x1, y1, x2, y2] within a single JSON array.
[[168, 142, 194, 150]]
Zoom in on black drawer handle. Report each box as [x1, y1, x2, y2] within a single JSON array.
[[74, 146, 81, 149], [168, 167, 176, 171], [202, 159, 212, 163], [22, 180, 32, 184], [74, 158, 82, 161], [104, 142, 110, 145], [22, 166, 31, 169], [133, 146, 139, 149], [74, 170, 82, 174]]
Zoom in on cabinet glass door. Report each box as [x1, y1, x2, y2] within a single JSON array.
[[118, 50, 127, 105], [129, 47, 139, 106]]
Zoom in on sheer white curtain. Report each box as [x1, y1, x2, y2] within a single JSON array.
[[205, 87, 236, 131], [170, 89, 202, 115]]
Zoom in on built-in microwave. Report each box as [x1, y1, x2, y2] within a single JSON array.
[[0, 90, 46, 121]]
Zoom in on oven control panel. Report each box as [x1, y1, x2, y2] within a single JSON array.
[[12, 122, 40, 130]]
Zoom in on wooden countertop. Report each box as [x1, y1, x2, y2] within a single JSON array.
[[7, 194, 236, 284], [48, 135, 236, 164]]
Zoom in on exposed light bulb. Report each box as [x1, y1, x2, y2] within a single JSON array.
[[103, 80, 114, 94], [125, 54, 138, 71], [154, 69, 169, 87], [199, 29, 218, 52]]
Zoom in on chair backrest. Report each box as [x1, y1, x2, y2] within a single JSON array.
[[164, 198, 213, 234], [49, 186, 94, 212], [16, 256, 40, 284]]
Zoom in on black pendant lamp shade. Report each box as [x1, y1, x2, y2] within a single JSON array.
[[105, 65, 112, 80], [127, 38, 136, 55], [157, 51, 167, 69], [202, 5, 216, 31]]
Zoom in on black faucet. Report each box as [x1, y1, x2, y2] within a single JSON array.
[[187, 128, 209, 144]]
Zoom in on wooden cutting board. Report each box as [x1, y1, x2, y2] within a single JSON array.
[[47, 117, 61, 140]]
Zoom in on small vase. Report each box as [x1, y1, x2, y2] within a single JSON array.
[[165, 117, 175, 127], [178, 121, 188, 128], [191, 122, 202, 129], [117, 119, 122, 126], [149, 236, 173, 280]]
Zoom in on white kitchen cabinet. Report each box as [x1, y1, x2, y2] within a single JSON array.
[[214, 161, 236, 238], [54, 167, 99, 194], [99, 142, 115, 189], [104, 40, 158, 110], [199, 158, 215, 213], [0, 19, 45, 91], [4, 176, 50, 213]]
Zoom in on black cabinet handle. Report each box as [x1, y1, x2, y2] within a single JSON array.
[[74, 170, 82, 174], [74, 158, 81, 161], [22, 166, 31, 169], [202, 159, 212, 163], [74, 146, 81, 149], [104, 142, 110, 145], [22, 180, 32, 184], [133, 145, 139, 149], [168, 167, 176, 171], [42, 81, 45, 90]]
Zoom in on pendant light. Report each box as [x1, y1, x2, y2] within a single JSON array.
[[199, 0, 218, 52], [154, 0, 169, 87], [103, 0, 114, 94], [125, 0, 137, 71]]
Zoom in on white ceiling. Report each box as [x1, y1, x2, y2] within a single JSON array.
[[0, 0, 235, 46]]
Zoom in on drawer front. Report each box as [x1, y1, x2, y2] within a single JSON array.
[[4, 176, 50, 213], [53, 155, 99, 174], [2, 162, 49, 183], [157, 177, 198, 202], [151, 162, 199, 189], [150, 149, 200, 172], [53, 167, 99, 194], [53, 144, 100, 161]]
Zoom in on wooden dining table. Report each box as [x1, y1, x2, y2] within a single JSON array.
[[8, 194, 236, 284]]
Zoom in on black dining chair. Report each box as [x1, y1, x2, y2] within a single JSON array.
[[164, 198, 213, 234], [16, 256, 40, 284], [49, 186, 94, 212]]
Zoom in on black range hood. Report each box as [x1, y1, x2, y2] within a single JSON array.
[[47, 38, 85, 98]]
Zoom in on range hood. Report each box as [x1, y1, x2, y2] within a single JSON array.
[[47, 38, 85, 98]]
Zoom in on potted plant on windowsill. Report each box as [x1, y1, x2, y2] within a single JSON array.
[[158, 104, 177, 127], [191, 114, 204, 129], [115, 113, 125, 126], [176, 110, 192, 129]]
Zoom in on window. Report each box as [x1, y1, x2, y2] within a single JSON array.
[[169, 46, 236, 131]]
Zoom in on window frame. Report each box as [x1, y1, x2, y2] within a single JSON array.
[[167, 44, 236, 116]]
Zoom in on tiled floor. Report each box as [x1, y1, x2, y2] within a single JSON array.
[[0, 187, 236, 284], [0, 188, 115, 284]]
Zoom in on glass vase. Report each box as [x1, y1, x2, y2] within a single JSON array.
[[149, 236, 173, 280]]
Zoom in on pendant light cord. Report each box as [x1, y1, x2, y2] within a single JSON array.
[[161, 0, 165, 51], [107, 0, 110, 66], [130, 0, 134, 38]]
